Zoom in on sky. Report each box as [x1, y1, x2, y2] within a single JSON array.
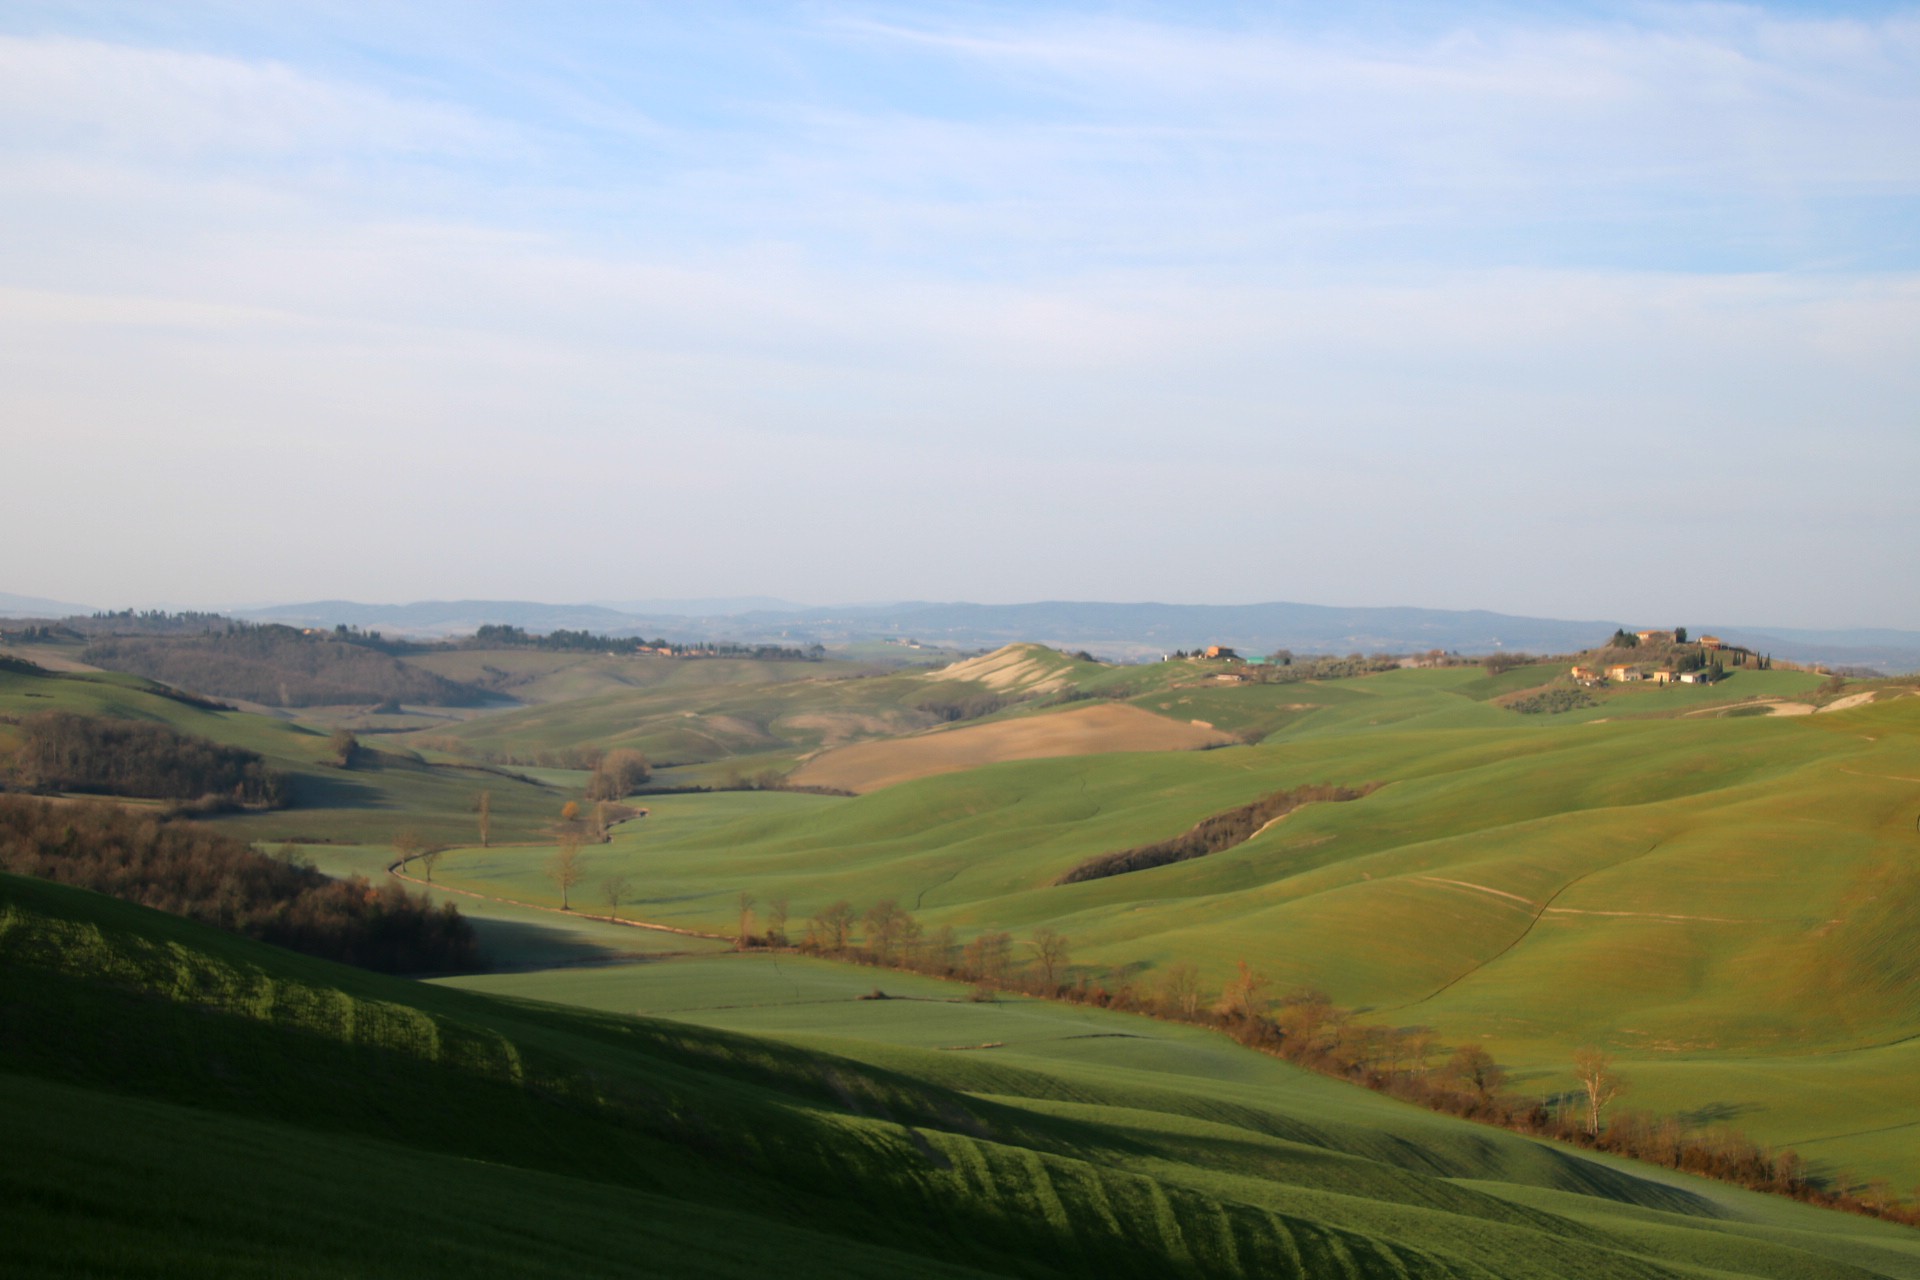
[[2, 1, 1916, 628]]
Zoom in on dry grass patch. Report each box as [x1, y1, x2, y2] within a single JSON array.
[[921, 645, 1077, 695], [788, 703, 1231, 793]]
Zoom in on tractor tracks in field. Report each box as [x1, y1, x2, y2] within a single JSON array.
[[1395, 842, 1665, 1010]]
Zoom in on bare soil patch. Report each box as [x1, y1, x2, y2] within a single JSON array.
[[787, 703, 1230, 794], [923, 645, 1074, 695]]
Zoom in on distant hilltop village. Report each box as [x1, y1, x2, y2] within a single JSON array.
[[1570, 627, 1768, 687], [1158, 626, 1786, 692]]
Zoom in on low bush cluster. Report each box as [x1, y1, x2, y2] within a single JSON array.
[[1056, 782, 1377, 884], [1505, 687, 1598, 715]]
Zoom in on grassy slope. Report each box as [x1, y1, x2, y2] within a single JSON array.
[[398, 643, 1155, 772], [424, 666, 1920, 1188], [8, 872, 1920, 1279], [0, 662, 560, 846]]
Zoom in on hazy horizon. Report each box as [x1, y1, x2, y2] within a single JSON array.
[[5, 3, 1915, 628]]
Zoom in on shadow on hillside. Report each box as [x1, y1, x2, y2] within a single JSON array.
[[468, 916, 670, 972], [1679, 1100, 1760, 1126], [284, 771, 390, 810]]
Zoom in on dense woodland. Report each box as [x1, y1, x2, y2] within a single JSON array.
[[82, 628, 490, 707], [0, 796, 478, 973], [8, 711, 286, 810]]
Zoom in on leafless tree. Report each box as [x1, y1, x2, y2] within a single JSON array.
[[586, 748, 651, 800], [1028, 927, 1071, 988], [392, 827, 425, 874], [863, 899, 914, 963], [601, 873, 633, 916], [1217, 959, 1272, 1020], [737, 891, 757, 948], [1159, 961, 1202, 1016], [811, 899, 857, 951], [475, 788, 492, 849], [546, 834, 585, 910], [1573, 1046, 1626, 1135], [962, 931, 1012, 983], [1447, 1043, 1507, 1100]]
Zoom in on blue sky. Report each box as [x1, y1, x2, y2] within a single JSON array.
[[3, 2, 1916, 626]]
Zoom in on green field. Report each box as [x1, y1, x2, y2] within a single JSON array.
[[9, 871, 1920, 1278], [10, 636, 1920, 1266], [0, 660, 563, 847], [415, 657, 1920, 1191]]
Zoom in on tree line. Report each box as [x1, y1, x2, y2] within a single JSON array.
[[469, 623, 821, 661], [741, 898, 1918, 1227], [6, 711, 287, 811], [0, 796, 478, 973], [1056, 782, 1378, 885]]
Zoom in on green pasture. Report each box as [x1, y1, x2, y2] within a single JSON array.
[[9, 871, 1920, 1279], [397, 652, 960, 759], [0, 661, 564, 847], [401, 646, 882, 708], [427, 677, 1920, 1188], [16, 638, 1920, 1225], [301, 841, 731, 969]]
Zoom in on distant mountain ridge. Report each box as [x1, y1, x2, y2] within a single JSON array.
[[213, 598, 1920, 672], [0, 591, 96, 618]]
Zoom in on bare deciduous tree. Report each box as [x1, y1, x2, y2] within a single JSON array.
[[1159, 961, 1202, 1016], [475, 788, 492, 849], [1217, 959, 1272, 1020], [737, 891, 757, 948], [1447, 1043, 1507, 1100], [392, 827, 425, 874], [962, 930, 1012, 983], [1028, 927, 1071, 988], [1573, 1046, 1627, 1135], [545, 834, 585, 910], [863, 899, 914, 964], [586, 748, 651, 800], [811, 899, 856, 951], [601, 873, 633, 916]]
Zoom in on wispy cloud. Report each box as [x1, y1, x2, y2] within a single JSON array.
[[1, 5, 1916, 623], [0, 34, 513, 159]]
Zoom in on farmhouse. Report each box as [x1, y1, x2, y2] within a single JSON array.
[[1203, 645, 1239, 660], [1700, 635, 1724, 651], [1606, 665, 1640, 682], [1680, 670, 1717, 684], [1636, 630, 1675, 645], [1651, 669, 1677, 684], [1570, 666, 1600, 685]]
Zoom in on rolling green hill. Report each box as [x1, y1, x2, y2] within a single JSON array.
[[0, 660, 559, 847], [417, 662, 1920, 1192], [14, 635, 1920, 1249], [8, 871, 1920, 1279]]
